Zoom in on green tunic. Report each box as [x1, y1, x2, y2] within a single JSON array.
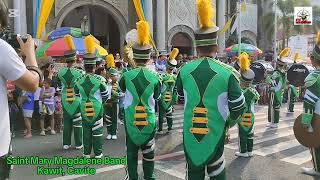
[[119, 67, 161, 146], [75, 74, 109, 122], [266, 70, 287, 104], [238, 87, 260, 132], [160, 73, 177, 110], [57, 67, 84, 115], [176, 57, 245, 167]]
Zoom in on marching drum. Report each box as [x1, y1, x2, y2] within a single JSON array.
[[287, 64, 315, 87], [250, 61, 274, 84]]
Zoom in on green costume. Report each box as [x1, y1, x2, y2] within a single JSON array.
[[75, 52, 110, 158], [266, 48, 289, 126], [236, 52, 260, 157], [177, 57, 245, 179], [56, 50, 84, 149], [301, 34, 320, 176], [238, 87, 259, 154], [120, 20, 161, 180], [106, 68, 120, 138], [158, 73, 177, 132], [288, 84, 299, 112], [177, 2, 245, 179], [158, 49, 178, 133], [266, 69, 286, 124]]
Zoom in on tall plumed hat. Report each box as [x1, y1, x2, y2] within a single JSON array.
[[277, 48, 290, 66], [83, 35, 97, 65], [63, 35, 76, 62], [106, 54, 115, 69], [167, 48, 179, 69], [194, 0, 219, 47], [132, 20, 152, 61], [239, 52, 255, 82]]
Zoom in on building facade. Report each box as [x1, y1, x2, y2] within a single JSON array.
[[9, 0, 259, 55]]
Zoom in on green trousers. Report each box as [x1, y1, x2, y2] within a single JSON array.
[[62, 107, 83, 147], [186, 129, 226, 180], [83, 117, 104, 156], [310, 147, 320, 172], [238, 126, 254, 153], [158, 105, 173, 132], [125, 135, 155, 180], [268, 91, 281, 124], [106, 103, 118, 135]]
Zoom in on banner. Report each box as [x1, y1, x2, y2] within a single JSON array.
[[36, 0, 55, 39], [33, 0, 41, 37], [220, 14, 236, 34], [133, 0, 157, 53]]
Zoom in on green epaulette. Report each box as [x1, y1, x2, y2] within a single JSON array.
[[305, 71, 320, 88], [93, 74, 107, 83]]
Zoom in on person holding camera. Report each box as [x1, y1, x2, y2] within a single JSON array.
[[0, 1, 42, 179]]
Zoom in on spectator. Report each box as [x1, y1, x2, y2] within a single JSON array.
[[0, 2, 40, 179], [155, 52, 167, 74], [54, 91, 63, 133], [19, 91, 35, 138], [7, 90, 19, 138], [40, 79, 56, 135]]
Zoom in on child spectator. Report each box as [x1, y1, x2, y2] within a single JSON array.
[[7, 90, 19, 138], [54, 91, 63, 133], [40, 79, 56, 135], [19, 91, 35, 138]]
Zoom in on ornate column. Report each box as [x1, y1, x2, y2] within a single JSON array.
[[156, 0, 166, 52], [145, 0, 153, 37], [14, 0, 27, 34], [217, 0, 226, 53]]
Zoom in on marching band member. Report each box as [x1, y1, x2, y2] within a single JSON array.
[[56, 35, 84, 150], [287, 53, 300, 113], [176, 0, 245, 179], [105, 54, 120, 140], [157, 48, 178, 134], [236, 52, 260, 158], [300, 32, 320, 176], [266, 48, 290, 128], [119, 20, 161, 180], [75, 35, 110, 158]]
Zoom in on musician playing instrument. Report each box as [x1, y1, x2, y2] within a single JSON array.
[[266, 48, 290, 128], [300, 32, 320, 177], [235, 52, 260, 158]]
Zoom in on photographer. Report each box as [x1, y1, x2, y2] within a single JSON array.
[[0, 1, 41, 179]]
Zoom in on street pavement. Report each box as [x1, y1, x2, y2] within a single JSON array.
[[9, 102, 319, 180]]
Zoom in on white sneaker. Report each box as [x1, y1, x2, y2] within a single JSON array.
[[75, 145, 83, 150], [247, 152, 254, 157], [235, 152, 249, 158], [157, 131, 164, 135], [301, 167, 320, 176], [266, 123, 272, 127], [269, 123, 278, 128], [106, 134, 112, 140], [95, 154, 103, 158], [111, 135, 117, 140], [63, 145, 70, 150], [50, 130, 56, 135], [40, 130, 46, 136], [83, 154, 91, 158]]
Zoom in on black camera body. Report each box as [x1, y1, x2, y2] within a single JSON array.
[[0, 29, 27, 49]]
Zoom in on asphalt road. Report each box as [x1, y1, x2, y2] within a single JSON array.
[[8, 103, 319, 180]]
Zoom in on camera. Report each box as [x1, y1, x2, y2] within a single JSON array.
[[0, 29, 27, 49]]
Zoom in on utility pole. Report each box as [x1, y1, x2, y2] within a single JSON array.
[[238, 0, 242, 56], [274, 0, 278, 61]]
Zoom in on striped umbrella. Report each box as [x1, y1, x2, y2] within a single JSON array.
[[224, 43, 263, 57], [36, 37, 108, 59], [46, 27, 82, 41]]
